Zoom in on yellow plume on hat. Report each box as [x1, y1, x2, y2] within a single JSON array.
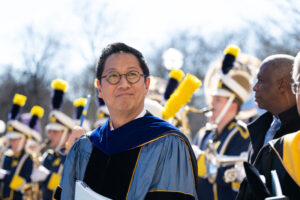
[[13, 94, 27, 106], [162, 74, 202, 120], [73, 98, 87, 107], [30, 106, 44, 118], [51, 79, 68, 92], [170, 69, 185, 82], [224, 45, 240, 58]]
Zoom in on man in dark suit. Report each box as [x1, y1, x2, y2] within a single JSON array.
[[237, 54, 300, 199], [247, 54, 300, 164]]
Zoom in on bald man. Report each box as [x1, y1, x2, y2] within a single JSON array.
[[246, 54, 300, 164], [236, 54, 300, 199]]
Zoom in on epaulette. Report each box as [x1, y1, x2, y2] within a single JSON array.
[[236, 120, 249, 139], [4, 149, 14, 157]]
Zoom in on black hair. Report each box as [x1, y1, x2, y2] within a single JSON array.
[[96, 42, 150, 83]]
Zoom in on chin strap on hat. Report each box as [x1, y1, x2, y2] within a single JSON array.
[[215, 93, 236, 125], [16, 135, 26, 154], [55, 128, 68, 152]]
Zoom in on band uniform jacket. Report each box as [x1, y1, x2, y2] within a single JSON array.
[[40, 149, 66, 200], [193, 119, 250, 200], [0, 150, 33, 200]]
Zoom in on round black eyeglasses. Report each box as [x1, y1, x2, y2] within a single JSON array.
[[101, 71, 147, 85]]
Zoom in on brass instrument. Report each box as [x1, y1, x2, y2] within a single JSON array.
[[0, 137, 8, 168], [205, 140, 247, 183], [23, 141, 49, 200], [23, 184, 34, 200]]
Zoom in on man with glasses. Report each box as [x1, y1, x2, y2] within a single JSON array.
[[237, 54, 300, 199], [55, 42, 198, 200]]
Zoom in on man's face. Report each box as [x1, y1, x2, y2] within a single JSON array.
[[294, 66, 300, 115], [209, 95, 229, 123], [253, 63, 279, 111], [48, 129, 64, 148], [9, 138, 22, 153], [28, 144, 37, 152], [98, 53, 150, 117]]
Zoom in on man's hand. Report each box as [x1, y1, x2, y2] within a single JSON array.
[[65, 126, 86, 153]]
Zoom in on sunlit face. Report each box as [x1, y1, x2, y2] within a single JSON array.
[[253, 63, 279, 111], [294, 65, 300, 115], [9, 138, 22, 153], [47, 129, 64, 148], [29, 145, 37, 151], [98, 53, 150, 117], [209, 95, 229, 123]]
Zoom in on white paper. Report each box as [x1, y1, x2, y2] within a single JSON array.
[[75, 180, 112, 200]]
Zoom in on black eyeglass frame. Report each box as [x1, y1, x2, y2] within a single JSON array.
[[101, 70, 147, 85]]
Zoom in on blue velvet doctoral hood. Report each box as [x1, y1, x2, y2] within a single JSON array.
[[89, 115, 180, 155]]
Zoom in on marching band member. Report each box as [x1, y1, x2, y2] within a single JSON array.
[[0, 94, 33, 200], [30, 79, 75, 200], [193, 45, 255, 200]]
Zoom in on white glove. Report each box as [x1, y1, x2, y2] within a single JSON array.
[[224, 162, 246, 183], [192, 144, 203, 159], [0, 168, 7, 180], [235, 162, 246, 182], [30, 165, 50, 182]]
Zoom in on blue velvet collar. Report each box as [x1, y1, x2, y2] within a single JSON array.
[[89, 115, 179, 155]]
